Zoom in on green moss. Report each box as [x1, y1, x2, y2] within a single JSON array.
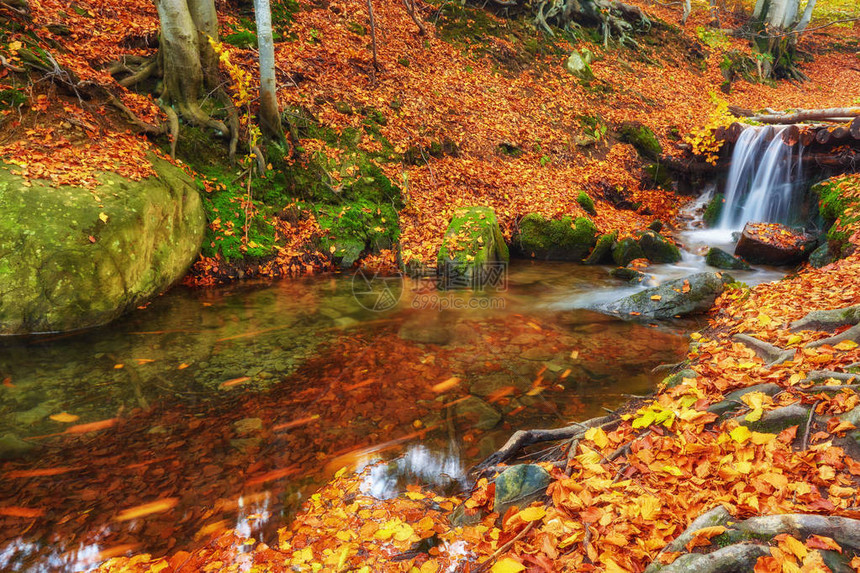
[[438, 207, 509, 283], [618, 121, 662, 160], [637, 230, 681, 263], [813, 175, 860, 259], [576, 191, 596, 215], [703, 193, 724, 228], [314, 200, 400, 268], [612, 237, 645, 266], [584, 232, 617, 265], [516, 214, 597, 261]]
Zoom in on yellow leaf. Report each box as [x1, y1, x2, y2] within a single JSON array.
[[49, 412, 80, 423], [491, 558, 525, 573], [834, 340, 858, 351], [757, 313, 772, 327], [638, 495, 661, 520], [787, 335, 802, 346], [744, 408, 763, 422], [751, 431, 776, 445], [584, 427, 609, 449], [99, 212, 109, 224], [650, 295, 662, 301], [729, 426, 752, 444], [516, 506, 546, 522], [661, 465, 683, 476], [405, 491, 425, 501], [604, 558, 631, 573]]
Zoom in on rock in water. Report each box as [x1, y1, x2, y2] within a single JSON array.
[[596, 272, 734, 320], [734, 222, 814, 266], [514, 214, 597, 261], [437, 206, 508, 287], [705, 247, 750, 270], [637, 230, 681, 263], [0, 154, 205, 334], [612, 237, 645, 267], [493, 464, 552, 516]]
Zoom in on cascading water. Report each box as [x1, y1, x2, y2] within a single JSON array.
[[718, 126, 805, 231]]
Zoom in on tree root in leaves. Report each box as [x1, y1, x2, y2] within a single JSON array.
[[474, 415, 614, 471], [807, 324, 860, 349], [732, 334, 794, 366], [647, 511, 860, 572], [791, 306, 860, 333]]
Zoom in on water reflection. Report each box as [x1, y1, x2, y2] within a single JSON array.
[[0, 262, 696, 570]]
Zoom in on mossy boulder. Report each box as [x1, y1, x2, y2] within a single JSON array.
[[584, 232, 617, 265], [576, 191, 596, 215], [808, 243, 834, 268], [612, 237, 646, 267], [515, 214, 597, 261], [493, 464, 551, 516], [705, 247, 750, 270], [637, 230, 682, 263], [315, 200, 399, 268], [438, 206, 508, 285], [618, 121, 662, 160], [0, 153, 206, 335]]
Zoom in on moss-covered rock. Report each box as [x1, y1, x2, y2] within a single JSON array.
[[808, 242, 834, 268], [315, 200, 399, 268], [813, 174, 860, 260], [515, 214, 597, 261], [637, 230, 682, 263], [703, 193, 724, 228], [618, 121, 662, 160], [584, 231, 617, 265], [438, 206, 508, 285], [0, 153, 206, 334], [576, 191, 596, 215], [705, 247, 750, 270], [612, 236, 646, 266], [596, 272, 734, 320], [493, 464, 551, 516], [610, 267, 647, 283]]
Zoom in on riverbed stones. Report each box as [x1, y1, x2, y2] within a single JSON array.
[[583, 232, 617, 265], [705, 247, 751, 270], [515, 214, 597, 261], [437, 206, 508, 286], [455, 396, 501, 430], [0, 433, 34, 460], [612, 237, 646, 267], [734, 222, 813, 266], [0, 153, 206, 334], [596, 272, 734, 320], [610, 267, 647, 283], [493, 464, 552, 515]]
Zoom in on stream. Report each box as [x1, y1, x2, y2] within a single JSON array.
[[0, 251, 783, 571]]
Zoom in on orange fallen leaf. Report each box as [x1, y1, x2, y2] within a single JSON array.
[[49, 412, 79, 423], [5, 467, 81, 478], [431, 377, 460, 393], [0, 506, 45, 518], [219, 376, 251, 389], [115, 498, 179, 522]]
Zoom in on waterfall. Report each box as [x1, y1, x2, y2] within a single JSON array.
[[718, 126, 804, 231]]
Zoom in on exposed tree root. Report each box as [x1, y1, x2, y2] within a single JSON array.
[[158, 100, 180, 158], [733, 334, 794, 366], [116, 58, 158, 88], [735, 515, 860, 551], [106, 94, 164, 135], [736, 403, 810, 431], [802, 370, 858, 384], [807, 323, 860, 349], [475, 415, 613, 470], [791, 306, 860, 332], [656, 543, 770, 573]]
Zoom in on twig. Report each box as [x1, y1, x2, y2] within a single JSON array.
[[801, 400, 820, 450], [478, 521, 536, 572]]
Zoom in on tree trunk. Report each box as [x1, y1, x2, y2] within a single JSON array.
[[155, 0, 228, 134], [187, 0, 220, 89], [253, 0, 285, 142], [795, 0, 817, 31]]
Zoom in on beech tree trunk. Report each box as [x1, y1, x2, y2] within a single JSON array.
[[253, 0, 284, 142], [155, 0, 228, 134]]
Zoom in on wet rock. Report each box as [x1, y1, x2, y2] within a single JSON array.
[[233, 417, 264, 436], [637, 230, 681, 263], [808, 243, 834, 268], [734, 222, 814, 266], [231, 437, 263, 454], [610, 267, 647, 283], [661, 369, 698, 389], [469, 372, 531, 396], [705, 247, 750, 270], [493, 464, 552, 515], [514, 214, 597, 261], [455, 396, 501, 430], [0, 433, 35, 460], [612, 237, 646, 267], [703, 193, 724, 228], [510, 332, 544, 345], [520, 347, 554, 361], [449, 503, 485, 527], [583, 232, 617, 265], [0, 153, 206, 334], [437, 206, 509, 285], [398, 320, 452, 345], [596, 272, 734, 320]]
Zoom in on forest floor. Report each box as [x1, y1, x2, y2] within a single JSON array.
[[2, 0, 860, 571]]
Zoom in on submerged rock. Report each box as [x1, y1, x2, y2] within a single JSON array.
[[705, 247, 750, 270], [455, 396, 501, 430], [583, 232, 617, 265], [437, 206, 508, 286], [493, 464, 551, 515], [0, 153, 206, 334], [610, 267, 647, 283], [0, 433, 34, 460], [596, 272, 734, 320], [515, 214, 597, 261], [612, 237, 646, 267], [734, 222, 814, 266]]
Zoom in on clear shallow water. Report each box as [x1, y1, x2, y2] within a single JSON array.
[[0, 257, 775, 571]]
